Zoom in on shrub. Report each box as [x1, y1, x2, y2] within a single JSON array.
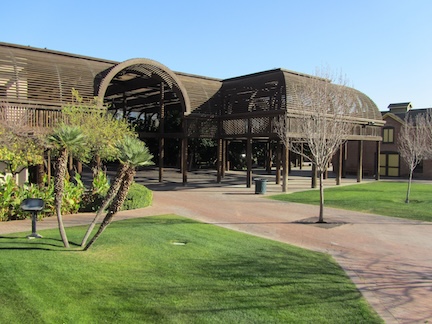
[[80, 175, 153, 212], [0, 173, 85, 221], [80, 170, 110, 212], [121, 182, 153, 211]]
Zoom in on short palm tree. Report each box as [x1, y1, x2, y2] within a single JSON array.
[[48, 124, 86, 248], [84, 137, 153, 250]]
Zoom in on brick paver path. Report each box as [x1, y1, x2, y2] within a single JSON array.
[[2, 170, 431, 323]]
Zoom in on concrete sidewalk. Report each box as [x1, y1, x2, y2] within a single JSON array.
[[1, 168, 432, 323]]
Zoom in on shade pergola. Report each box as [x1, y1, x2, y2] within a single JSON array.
[[0, 42, 384, 189]]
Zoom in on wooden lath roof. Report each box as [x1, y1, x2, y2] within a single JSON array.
[[0, 42, 383, 138], [0, 42, 115, 107], [217, 68, 383, 123]]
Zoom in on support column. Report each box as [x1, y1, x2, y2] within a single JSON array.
[[181, 137, 188, 185], [336, 144, 343, 185], [357, 140, 363, 183], [375, 141, 381, 181], [266, 140, 272, 174], [221, 139, 226, 178], [246, 137, 252, 188], [217, 138, 223, 183], [158, 83, 165, 183], [342, 142, 347, 178], [282, 145, 288, 192], [275, 140, 281, 185], [299, 144, 304, 170], [225, 140, 230, 171]]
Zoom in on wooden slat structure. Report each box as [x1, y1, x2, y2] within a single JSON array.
[[0, 42, 385, 189]]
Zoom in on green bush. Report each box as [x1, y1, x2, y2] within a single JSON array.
[[0, 171, 152, 221], [80, 170, 110, 212], [121, 182, 153, 211], [80, 177, 153, 213], [0, 173, 85, 221]]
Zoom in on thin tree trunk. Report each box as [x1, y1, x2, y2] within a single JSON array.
[[80, 163, 129, 247], [54, 149, 70, 248], [406, 170, 413, 203], [84, 168, 136, 251], [318, 170, 325, 223]]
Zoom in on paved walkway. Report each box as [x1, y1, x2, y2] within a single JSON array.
[[1, 168, 432, 323]]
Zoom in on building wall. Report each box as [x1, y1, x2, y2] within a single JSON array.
[[376, 113, 432, 180], [339, 140, 379, 177]]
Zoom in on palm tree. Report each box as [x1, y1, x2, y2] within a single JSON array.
[[81, 136, 134, 247], [48, 124, 86, 248], [84, 137, 153, 250]]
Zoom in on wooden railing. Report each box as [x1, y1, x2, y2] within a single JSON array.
[[0, 102, 65, 129]]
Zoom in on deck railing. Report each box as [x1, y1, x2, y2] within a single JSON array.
[[0, 102, 65, 130]]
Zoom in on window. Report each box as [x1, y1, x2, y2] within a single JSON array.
[[382, 127, 394, 143], [380, 152, 400, 177]]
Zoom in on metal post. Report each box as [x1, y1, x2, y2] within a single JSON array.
[[28, 211, 42, 239]]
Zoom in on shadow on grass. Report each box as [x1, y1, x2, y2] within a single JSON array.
[[0, 235, 82, 250]]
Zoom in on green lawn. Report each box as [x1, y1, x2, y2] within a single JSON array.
[[0, 215, 382, 323], [270, 181, 432, 222]]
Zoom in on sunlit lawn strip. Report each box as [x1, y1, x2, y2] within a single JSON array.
[[269, 181, 432, 222], [0, 215, 382, 323]]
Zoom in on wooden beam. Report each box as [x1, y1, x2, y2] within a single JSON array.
[[375, 141, 381, 181], [357, 140, 363, 183]]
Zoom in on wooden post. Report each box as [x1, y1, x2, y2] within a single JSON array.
[[357, 140, 363, 183], [221, 139, 226, 178], [282, 145, 288, 192], [217, 138, 223, 183], [336, 144, 342, 185], [275, 140, 281, 185], [299, 143, 304, 170], [181, 137, 188, 185], [266, 140, 272, 174], [158, 83, 165, 183], [225, 140, 230, 171], [375, 141, 381, 181], [246, 137, 252, 188], [342, 142, 347, 178]]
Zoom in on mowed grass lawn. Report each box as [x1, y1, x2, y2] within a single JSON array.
[[0, 215, 382, 323], [270, 181, 432, 222]]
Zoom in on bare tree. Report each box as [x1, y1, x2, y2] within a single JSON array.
[[274, 67, 357, 223], [398, 113, 430, 203]]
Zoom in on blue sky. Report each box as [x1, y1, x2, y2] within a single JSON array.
[[2, 0, 431, 110]]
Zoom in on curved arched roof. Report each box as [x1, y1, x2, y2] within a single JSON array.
[[0, 42, 383, 137], [281, 69, 382, 122], [97, 58, 192, 115], [219, 68, 382, 123], [0, 42, 114, 106]]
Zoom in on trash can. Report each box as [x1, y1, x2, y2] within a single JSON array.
[[254, 178, 267, 194]]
